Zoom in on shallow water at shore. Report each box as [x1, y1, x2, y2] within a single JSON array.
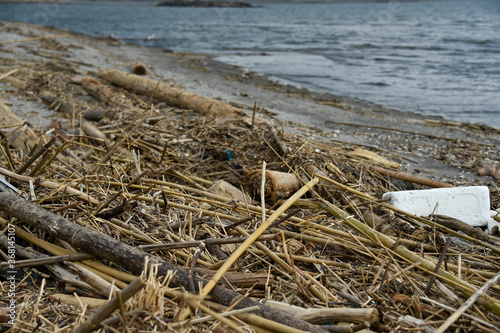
[[1, 0, 499, 128]]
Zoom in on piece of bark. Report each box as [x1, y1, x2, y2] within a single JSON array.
[[95, 201, 137, 220], [267, 120, 290, 155], [0, 99, 39, 154], [98, 68, 247, 118], [0, 193, 326, 333]]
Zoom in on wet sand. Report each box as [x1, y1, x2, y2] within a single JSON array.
[[1, 20, 499, 184]]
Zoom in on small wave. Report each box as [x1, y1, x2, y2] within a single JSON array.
[[442, 38, 493, 45], [352, 43, 379, 49], [362, 82, 390, 87], [392, 45, 416, 50]]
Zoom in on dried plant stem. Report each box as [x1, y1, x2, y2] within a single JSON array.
[[0, 166, 99, 204], [261, 161, 266, 224], [200, 178, 319, 298], [420, 296, 500, 332], [250, 249, 350, 269], [0, 217, 132, 288], [319, 199, 500, 318], [1, 253, 93, 270], [16, 137, 56, 175], [315, 172, 500, 254], [265, 300, 379, 324], [73, 275, 147, 333], [206, 301, 308, 333], [139, 234, 278, 252], [169, 305, 261, 329], [0, 68, 18, 80], [0, 193, 327, 333], [171, 290, 247, 333], [434, 271, 500, 333]]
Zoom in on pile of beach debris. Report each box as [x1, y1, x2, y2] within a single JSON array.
[[1, 33, 500, 333]]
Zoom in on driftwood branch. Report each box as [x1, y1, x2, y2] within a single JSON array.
[[0, 193, 326, 333], [370, 165, 453, 188]]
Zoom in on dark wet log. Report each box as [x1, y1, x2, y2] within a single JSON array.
[[0, 193, 326, 333]]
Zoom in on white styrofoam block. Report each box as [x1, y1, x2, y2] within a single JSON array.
[[382, 186, 490, 227]]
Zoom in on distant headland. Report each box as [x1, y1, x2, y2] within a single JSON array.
[[157, 0, 252, 7]]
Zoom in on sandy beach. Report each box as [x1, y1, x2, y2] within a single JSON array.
[[1, 20, 499, 183]]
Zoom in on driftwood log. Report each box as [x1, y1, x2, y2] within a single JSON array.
[[0, 193, 327, 333], [98, 69, 246, 118]]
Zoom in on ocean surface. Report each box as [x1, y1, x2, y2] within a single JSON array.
[[1, 1, 499, 128]]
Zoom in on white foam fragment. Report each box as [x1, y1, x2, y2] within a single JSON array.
[[382, 186, 493, 228]]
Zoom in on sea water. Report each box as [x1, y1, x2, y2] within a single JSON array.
[[1, 0, 499, 128]]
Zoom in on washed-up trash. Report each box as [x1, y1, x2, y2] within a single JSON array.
[[0, 175, 22, 196], [383, 186, 499, 232]]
